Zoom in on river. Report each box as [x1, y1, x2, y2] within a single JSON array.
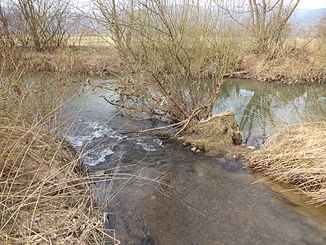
[[62, 78, 326, 245]]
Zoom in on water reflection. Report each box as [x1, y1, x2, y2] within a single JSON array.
[[214, 79, 326, 146], [63, 80, 326, 245]]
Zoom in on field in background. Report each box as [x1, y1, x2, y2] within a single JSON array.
[[69, 35, 114, 47]]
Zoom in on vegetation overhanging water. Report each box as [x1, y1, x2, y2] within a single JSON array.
[[62, 77, 326, 245]]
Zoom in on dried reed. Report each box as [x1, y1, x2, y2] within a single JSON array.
[[0, 73, 113, 244], [248, 122, 326, 205]]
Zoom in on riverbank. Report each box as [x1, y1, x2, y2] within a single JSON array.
[[0, 74, 112, 244], [1, 43, 326, 85], [247, 122, 326, 205], [1, 43, 325, 244], [180, 111, 252, 159], [0, 46, 122, 77], [0, 128, 105, 244], [229, 50, 326, 84]]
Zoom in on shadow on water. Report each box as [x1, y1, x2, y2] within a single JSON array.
[[61, 79, 326, 245]]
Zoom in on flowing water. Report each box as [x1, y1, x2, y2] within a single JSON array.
[[63, 79, 326, 245]]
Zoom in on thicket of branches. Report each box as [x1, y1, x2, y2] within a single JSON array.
[[217, 0, 300, 55], [94, 0, 242, 123], [0, 0, 73, 51], [1, 0, 314, 123]]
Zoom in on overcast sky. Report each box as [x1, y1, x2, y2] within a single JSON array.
[[75, 0, 326, 10], [298, 0, 326, 9]]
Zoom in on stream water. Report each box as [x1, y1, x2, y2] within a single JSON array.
[[63, 79, 326, 245]]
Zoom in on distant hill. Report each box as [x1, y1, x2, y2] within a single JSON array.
[[292, 8, 326, 26]]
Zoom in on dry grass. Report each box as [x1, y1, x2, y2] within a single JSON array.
[[234, 39, 326, 84], [68, 35, 114, 47], [0, 73, 112, 244], [0, 45, 122, 76], [180, 111, 250, 158], [0, 125, 104, 244], [2, 34, 325, 86], [248, 122, 326, 205]]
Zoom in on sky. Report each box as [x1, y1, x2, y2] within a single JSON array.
[[298, 0, 326, 9], [74, 0, 326, 10]]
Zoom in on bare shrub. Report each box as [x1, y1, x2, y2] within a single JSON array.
[[0, 0, 74, 51], [0, 4, 15, 47], [217, 0, 300, 55], [94, 0, 241, 123]]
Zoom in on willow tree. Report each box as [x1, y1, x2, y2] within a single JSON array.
[[217, 0, 300, 53], [94, 0, 241, 123]]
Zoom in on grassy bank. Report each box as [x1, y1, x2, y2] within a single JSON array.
[[230, 39, 326, 84], [248, 122, 326, 205], [0, 46, 122, 77], [0, 126, 104, 244], [0, 74, 110, 244], [1, 37, 325, 85]]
